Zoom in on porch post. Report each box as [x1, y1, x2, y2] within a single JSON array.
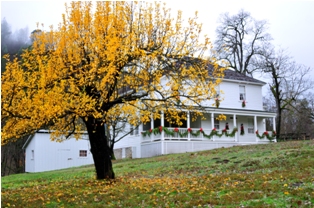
[[161, 111, 165, 140], [161, 111, 164, 154], [187, 111, 191, 141], [140, 123, 143, 142], [254, 116, 258, 142], [273, 116, 280, 142], [211, 113, 215, 141], [151, 114, 154, 142], [272, 116, 276, 132], [233, 114, 237, 142]]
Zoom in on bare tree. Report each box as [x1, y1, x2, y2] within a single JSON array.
[[214, 9, 272, 75], [262, 48, 313, 139], [280, 97, 314, 140]]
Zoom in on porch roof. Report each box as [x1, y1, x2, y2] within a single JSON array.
[[202, 107, 276, 118]]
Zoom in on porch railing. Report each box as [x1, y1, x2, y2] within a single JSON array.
[[141, 127, 234, 142]]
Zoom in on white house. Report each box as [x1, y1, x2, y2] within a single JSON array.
[[23, 67, 276, 172], [22, 130, 93, 172], [114, 68, 277, 158]]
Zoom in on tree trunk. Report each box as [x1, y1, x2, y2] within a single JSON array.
[[276, 107, 282, 140], [85, 118, 115, 180], [110, 143, 116, 160]]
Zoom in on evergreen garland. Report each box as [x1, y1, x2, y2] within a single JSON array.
[[142, 126, 238, 139], [255, 130, 276, 141]]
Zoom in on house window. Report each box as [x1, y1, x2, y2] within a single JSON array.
[[239, 85, 246, 100], [79, 150, 87, 157], [248, 118, 254, 134], [130, 125, 139, 135], [214, 119, 220, 130], [31, 150, 34, 160]]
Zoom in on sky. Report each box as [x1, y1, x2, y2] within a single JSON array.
[[1, 1, 314, 93]]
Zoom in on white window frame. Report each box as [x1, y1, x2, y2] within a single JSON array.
[[239, 85, 246, 101], [248, 118, 254, 134], [214, 119, 220, 130]]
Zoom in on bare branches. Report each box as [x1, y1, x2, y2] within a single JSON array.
[[261, 48, 314, 138], [214, 9, 272, 75]]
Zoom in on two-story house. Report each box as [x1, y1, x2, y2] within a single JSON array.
[[23, 66, 276, 172], [114, 67, 277, 158]]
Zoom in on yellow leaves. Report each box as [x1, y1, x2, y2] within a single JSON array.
[[1, 1, 224, 144], [216, 114, 227, 121]]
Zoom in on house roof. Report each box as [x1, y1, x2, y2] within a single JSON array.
[[22, 134, 35, 149], [206, 64, 266, 85], [222, 69, 266, 85], [170, 57, 266, 85]]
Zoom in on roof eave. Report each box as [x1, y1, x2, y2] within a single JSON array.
[[222, 78, 266, 86]]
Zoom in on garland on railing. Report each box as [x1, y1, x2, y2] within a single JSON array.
[[255, 130, 276, 141], [141, 126, 238, 139]]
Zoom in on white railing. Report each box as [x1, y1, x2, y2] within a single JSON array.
[[141, 132, 162, 142], [142, 127, 218, 142]]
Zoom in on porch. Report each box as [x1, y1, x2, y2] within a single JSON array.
[[140, 109, 276, 158]]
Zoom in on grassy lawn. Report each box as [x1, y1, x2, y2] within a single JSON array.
[[2, 140, 314, 207]]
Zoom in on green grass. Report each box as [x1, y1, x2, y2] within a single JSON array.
[[2, 140, 314, 207]]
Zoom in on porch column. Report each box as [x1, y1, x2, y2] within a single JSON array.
[[211, 113, 215, 141], [161, 111, 165, 140], [151, 114, 154, 142], [161, 111, 164, 154], [272, 117, 276, 131], [273, 116, 277, 142], [233, 114, 237, 142], [187, 111, 191, 141], [139, 123, 143, 142], [254, 116, 258, 142]]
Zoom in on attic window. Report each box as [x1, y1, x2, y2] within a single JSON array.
[[239, 85, 246, 100], [79, 150, 87, 157]]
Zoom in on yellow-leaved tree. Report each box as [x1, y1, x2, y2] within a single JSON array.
[[1, 1, 224, 179]]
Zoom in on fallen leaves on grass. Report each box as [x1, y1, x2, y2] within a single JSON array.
[[2, 141, 314, 207]]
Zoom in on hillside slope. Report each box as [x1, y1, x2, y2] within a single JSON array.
[[2, 140, 314, 207]]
